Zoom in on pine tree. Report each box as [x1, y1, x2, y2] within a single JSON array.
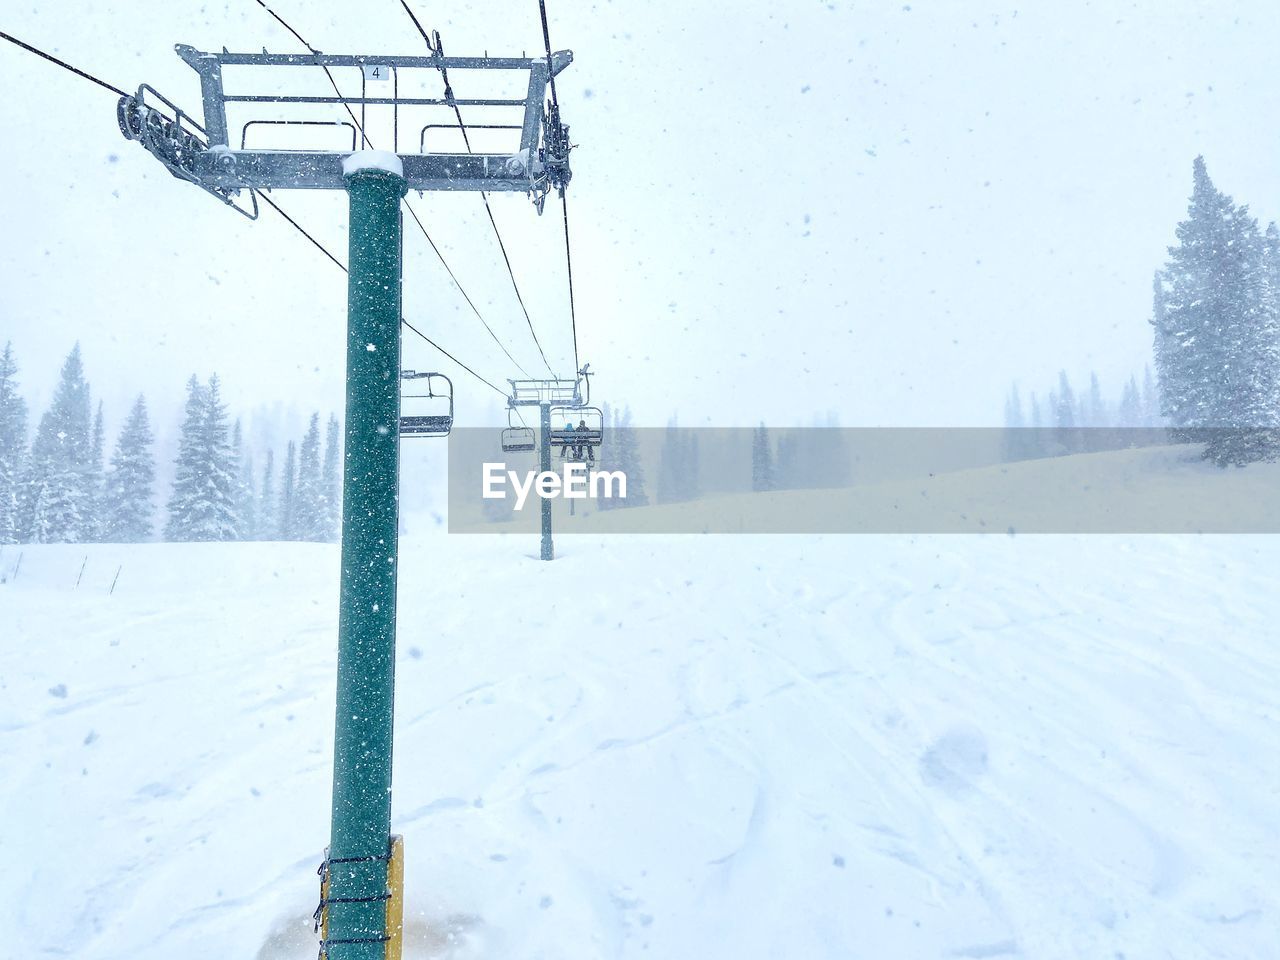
[[86, 401, 106, 540], [1002, 384, 1026, 462], [657, 418, 700, 504], [684, 434, 701, 502], [1053, 372, 1077, 429], [752, 423, 777, 490], [1053, 371, 1078, 455], [1153, 157, 1279, 465], [165, 375, 240, 541], [102, 395, 156, 542], [1118, 376, 1142, 429], [1085, 372, 1106, 427], [236, 424, 258, 541], [22, 344, 94, 543], [278, 440, 297, 539], [259, 449, 277, 539], [0, 343, 29, 544], [165, 376, 204, 539], [774, 430, 798, 488], [1141, 365, 1160, 426], [294, 413, 325, 540], [321, 414, 341, 540], [607, 406, 646, 508], [1080, 372, 1105, 451]]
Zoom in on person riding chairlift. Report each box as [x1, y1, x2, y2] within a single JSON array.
[[560, 420, 577, 460], [576, 418, 595, 463]]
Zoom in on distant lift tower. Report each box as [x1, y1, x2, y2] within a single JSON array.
[[118, 43, 573, 960], [507, 367, 598, 560]]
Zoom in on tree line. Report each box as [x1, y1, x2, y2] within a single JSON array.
[[0, 342, 342, 545], [1001, 367, 1163, 461]]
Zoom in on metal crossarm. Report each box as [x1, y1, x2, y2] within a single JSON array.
[[118, 43, 573, 200], [507, 377, 584, 407]]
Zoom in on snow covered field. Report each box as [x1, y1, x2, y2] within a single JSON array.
[[2, 512, 1278, 958]]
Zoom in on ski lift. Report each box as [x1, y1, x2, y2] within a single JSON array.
[[501, 408, 536, 453], [400, 371, 453, 438], [549, 405, 604, 459]]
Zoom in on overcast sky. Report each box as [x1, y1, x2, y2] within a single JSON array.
[[3, 0, 1279, 437]]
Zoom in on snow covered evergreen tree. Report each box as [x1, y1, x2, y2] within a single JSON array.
[[1002, 384, 1028, 462], [599, 406, 645, 509], [233, 420, 257, 541], [165, 375, 239, 541], [775, 430, 799, 489], [1053, 372, 1077, 429], [87, 401, 105, 540], [657, 419, 701, 504], [0, 342, 29, 544], [1079, 372, 1107, 452], [1085, 372, 1107, 428], [752, 424, 777, 490], [1053, 371, 1079, 454], [278, 440, 297, 539], [102, 395, 156, 542], [1141, 365, 1160, 425], [1118, 376, 1142, 429], [321, 414, 341, 540], [294, 413, 325, 540], [1153, 157, 1280, 465], [259, 449, 277, 539], [21, 344, 94, 543], [686, 434, 701, 501]]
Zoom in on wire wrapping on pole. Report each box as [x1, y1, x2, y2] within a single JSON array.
[[314, 848, 394, 959]]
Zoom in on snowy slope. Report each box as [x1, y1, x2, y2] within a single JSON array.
[[1, 505, 1278, 958]]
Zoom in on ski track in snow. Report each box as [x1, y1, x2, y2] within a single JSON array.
[[0, 532, 1278, 959]]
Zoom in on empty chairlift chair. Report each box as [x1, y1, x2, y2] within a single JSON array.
[[501, 408, 536, 453], [399, 371, 453, 438], [549, 405, 604, 460]]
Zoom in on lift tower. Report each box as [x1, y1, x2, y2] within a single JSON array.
[[507, 371, 595, 560], [118, 43, 573, 959]]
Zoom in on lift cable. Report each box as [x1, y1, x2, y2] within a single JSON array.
[[249, 0, 537, 381], [400, 200, 534, 380], [252, 0, 368, 142], [536, 0, 581, 375], [255, 195, 509, 396], [0, 30, 126, 97], [257, 192, 347, 272], [0, 29, 509, 399], [397, 1, 558, 378]]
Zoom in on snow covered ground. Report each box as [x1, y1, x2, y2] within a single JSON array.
[[2, 492, 1279, 958]]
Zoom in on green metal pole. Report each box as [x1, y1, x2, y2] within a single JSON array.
[[540, 401, 554, 561], [328, 165, 407, 960]]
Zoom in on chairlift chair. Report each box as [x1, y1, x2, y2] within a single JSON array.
[[501, 408, 536, 453], [549, 405, 604, 460], [400, 371, 453, 438]]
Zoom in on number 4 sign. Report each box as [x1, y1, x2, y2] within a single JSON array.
[[363, 64, 390, 81]]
